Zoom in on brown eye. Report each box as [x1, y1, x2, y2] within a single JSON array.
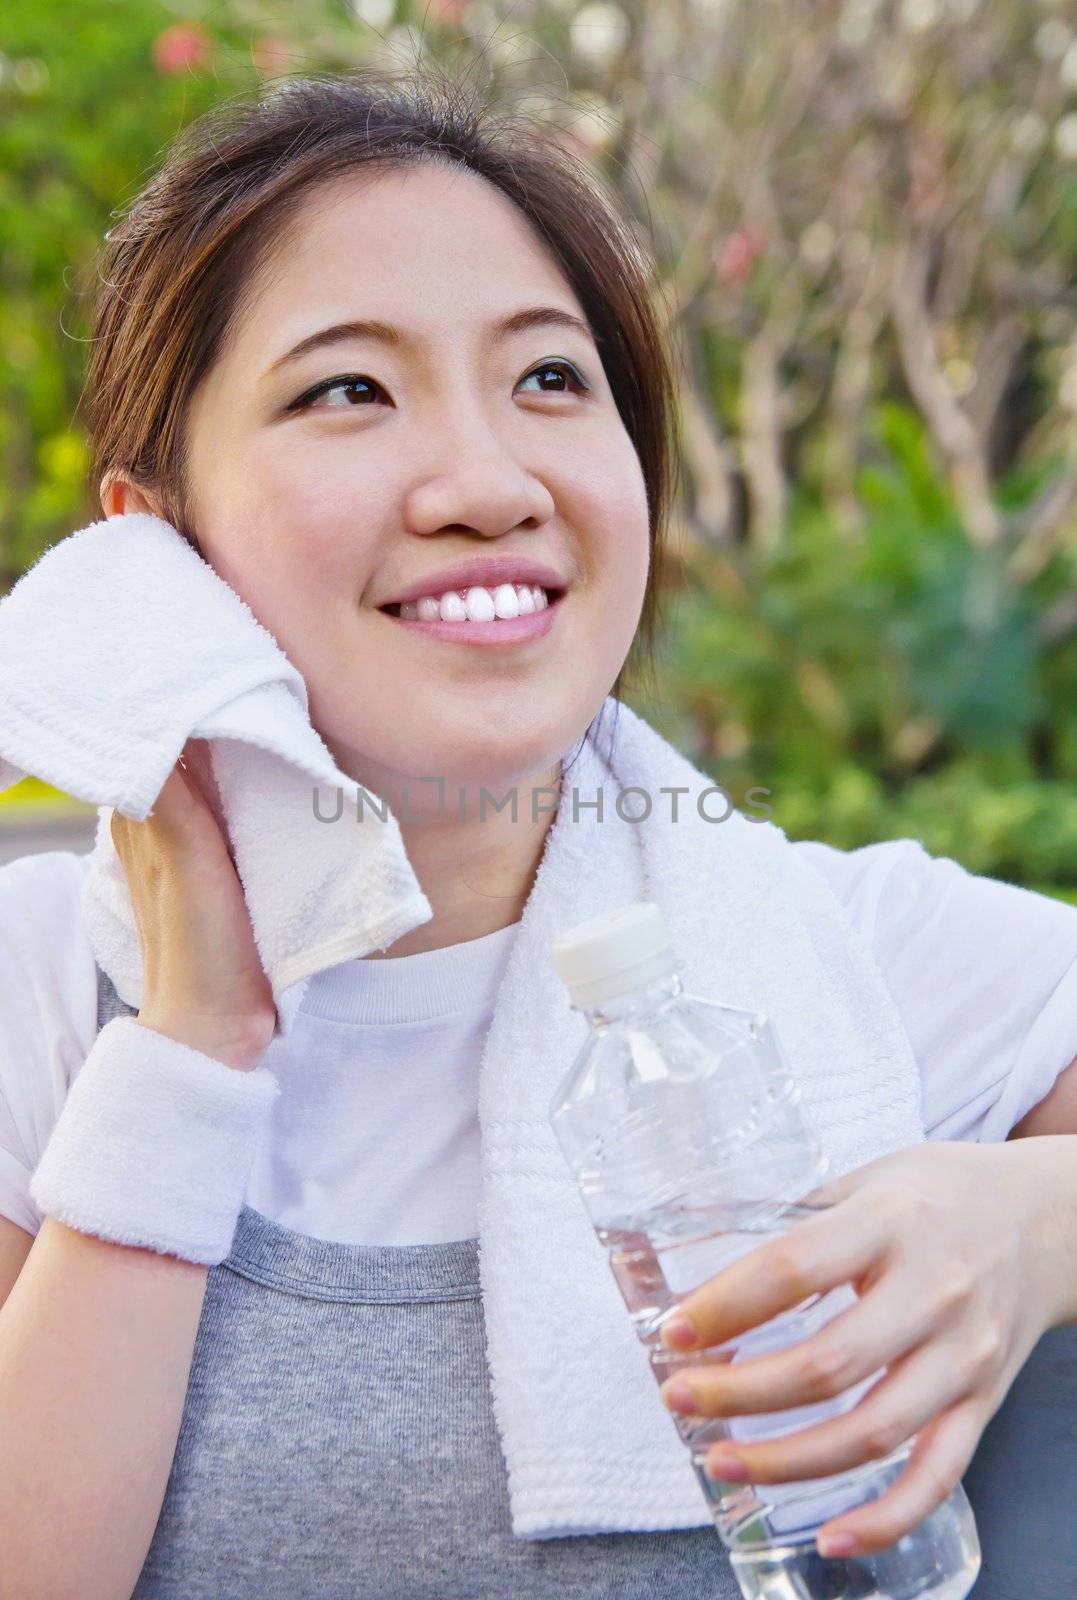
[[518, 360, 589, 394], [289, 374, 385, 410]]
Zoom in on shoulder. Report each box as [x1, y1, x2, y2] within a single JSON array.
[[0, 849, 98, 1020], [792, 833, 1077, 966], [789, 836, 934, 947], [791, 836, 1077, 1141], [0, 850, 99, 1232]]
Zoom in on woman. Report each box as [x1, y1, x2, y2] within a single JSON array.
[[0, 69, 1074, 1600]]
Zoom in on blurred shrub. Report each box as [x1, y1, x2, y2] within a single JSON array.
[[632, 404, 1076, 888]]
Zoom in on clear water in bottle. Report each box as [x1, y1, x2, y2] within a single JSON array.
[[549, 902, 980, 1600]]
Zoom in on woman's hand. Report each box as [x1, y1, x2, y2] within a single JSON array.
[[110, 738, 278, 1071], [656, 1140, 1070, 1559]]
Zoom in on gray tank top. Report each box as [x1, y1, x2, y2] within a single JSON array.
[[94, 967, 739, 1599]]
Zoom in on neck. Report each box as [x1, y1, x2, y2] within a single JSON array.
[[361, 757, 565, 959]]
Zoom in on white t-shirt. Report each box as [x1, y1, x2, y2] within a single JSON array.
[[1, 838, 1075, 1245]]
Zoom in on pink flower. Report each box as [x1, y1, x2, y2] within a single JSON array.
[[714, 226, 765, 286], [152, 22, 214, 76]]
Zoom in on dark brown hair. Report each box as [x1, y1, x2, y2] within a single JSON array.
[[81, 66, 679, 709]]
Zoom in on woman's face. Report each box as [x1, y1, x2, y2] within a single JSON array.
[[183, 160, 650, 810]]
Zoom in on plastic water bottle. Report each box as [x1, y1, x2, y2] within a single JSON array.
[[548, 901, 981, 1600]]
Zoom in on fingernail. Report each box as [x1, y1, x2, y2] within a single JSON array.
[[661, 1315, 698, 1350], [660, 1379, 696, 1413], [706, 1451, 748, 1482], [817, 1532, 859, 1558]]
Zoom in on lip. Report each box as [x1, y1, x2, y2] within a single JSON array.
[[378, 555, 568, 610], [380, 591, 564, 646]]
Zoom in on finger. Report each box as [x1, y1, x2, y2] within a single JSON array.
[[815, 1396, 984, 1558], [798, 1170, 856, 1208], [661, 1198, 885, 1352], [661, 1269, 937, 1418], [703, 1332, 976, 1485], [151, 750, 220, 840]]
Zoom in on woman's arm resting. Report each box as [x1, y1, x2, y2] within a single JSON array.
[[1007, 1052, 1077, 1139], [1001, 1131, 1077, 1328], [1006, 1054, 1077, 1326]]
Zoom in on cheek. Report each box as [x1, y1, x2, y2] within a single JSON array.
[[209, 450, 384, 608], [257, 453, 364, 564], [572, 435, 651, 595], [192, 512, 365, 692]]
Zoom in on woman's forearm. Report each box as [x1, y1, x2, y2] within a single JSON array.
[[1001, 1133, 1077, 1328], [0, 1216, 207, 1600]]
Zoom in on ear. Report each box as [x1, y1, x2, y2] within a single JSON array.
[[99, 472, 164, 521]]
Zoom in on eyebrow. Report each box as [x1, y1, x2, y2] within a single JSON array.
[[263, 305, 597, 380]]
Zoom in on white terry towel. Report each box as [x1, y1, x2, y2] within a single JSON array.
[[0, 512, 432, 1036], [477, 698, 926, 1538]]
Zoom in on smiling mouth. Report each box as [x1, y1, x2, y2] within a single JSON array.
[[378, 585, 566, 619], [375, 587, 567, 647]]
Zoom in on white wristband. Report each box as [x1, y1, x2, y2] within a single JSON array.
[[29, 1015, 281, 1265]]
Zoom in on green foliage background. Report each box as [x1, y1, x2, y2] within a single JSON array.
[[634, 401, 1077, 901]]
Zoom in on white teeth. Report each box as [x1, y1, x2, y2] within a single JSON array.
[[397, 582, 552, 622], [491, 583, 520, 620], [463, 586, 495, 622], [438, 591, 468, 622]]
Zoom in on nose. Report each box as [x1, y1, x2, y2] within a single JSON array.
[[403, 427, 556, 541]]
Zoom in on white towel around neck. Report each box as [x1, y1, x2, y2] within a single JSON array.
[[0, 513, 433, 1035], [475, 697, 925, 1538]]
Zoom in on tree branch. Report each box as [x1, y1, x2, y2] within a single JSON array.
[[889, 231, 1002, 547]]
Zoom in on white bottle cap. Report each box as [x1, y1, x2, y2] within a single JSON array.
[[551, 901, 679, 1011]]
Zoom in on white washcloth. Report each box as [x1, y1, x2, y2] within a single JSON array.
[[0, 512, 432, 1036], [477, 698, 926, 1538]]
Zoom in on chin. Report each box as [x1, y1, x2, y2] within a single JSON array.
[[326, 695, 593, 804], [431, 740, 564, 798]]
